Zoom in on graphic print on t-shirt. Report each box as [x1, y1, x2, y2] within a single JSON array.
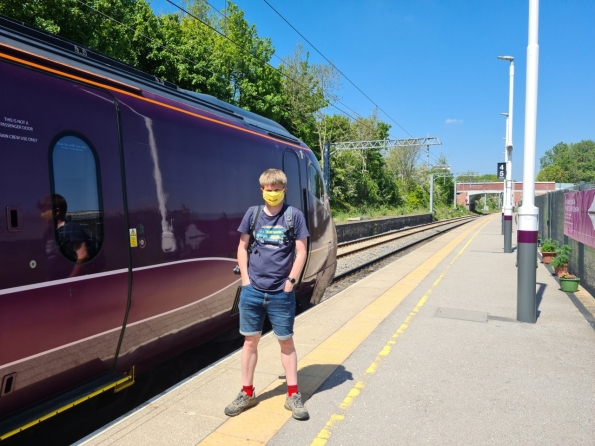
[[255, 224, 287, 247]]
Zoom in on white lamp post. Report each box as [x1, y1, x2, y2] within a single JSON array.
[[498, 55, 514, 253], [499, 112, 509, 235], [517, 0, 540, 323]]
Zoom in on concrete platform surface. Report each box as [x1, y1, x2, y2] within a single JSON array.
[[77, 214, 595, 446]]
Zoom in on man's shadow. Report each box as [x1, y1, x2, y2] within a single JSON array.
[[256, 364, 353, 403]]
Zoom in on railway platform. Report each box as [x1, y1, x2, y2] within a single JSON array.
[[76, 214, 595, 446]]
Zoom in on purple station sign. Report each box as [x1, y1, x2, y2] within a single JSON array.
[[564, 189, 595, 248]]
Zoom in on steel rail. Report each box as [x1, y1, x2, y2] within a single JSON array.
[[332, 217, 476, 282], [337, 216, 477, 259]]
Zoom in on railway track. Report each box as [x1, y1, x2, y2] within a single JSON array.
[[333, 216, 477, 282]]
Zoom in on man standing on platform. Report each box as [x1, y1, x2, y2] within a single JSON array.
[[225, 169, 310, 420]]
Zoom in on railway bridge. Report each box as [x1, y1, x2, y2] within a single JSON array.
[[455, 181, 555, 208]]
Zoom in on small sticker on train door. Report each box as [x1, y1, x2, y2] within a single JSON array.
[[129, 228, 138, 247]]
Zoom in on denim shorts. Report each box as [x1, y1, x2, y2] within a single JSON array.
[[239, 284, 296, 340]]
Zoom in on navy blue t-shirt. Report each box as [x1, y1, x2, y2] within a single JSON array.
[[238, 205, 309, 292]]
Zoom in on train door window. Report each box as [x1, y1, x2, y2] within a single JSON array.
[[282, 150, 302, 210], [50, 135, 103, 263], [308, 164, 325, 204]]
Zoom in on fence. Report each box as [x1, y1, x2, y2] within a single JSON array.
[[535, 182, 595, 298]]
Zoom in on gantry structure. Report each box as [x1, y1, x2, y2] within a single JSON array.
[[322, 136, 442, 193]]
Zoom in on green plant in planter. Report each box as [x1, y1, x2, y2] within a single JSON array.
[[559, 273, 580, 292], [551, 244, 571, 276], [540, 238, 558, 264], [540, 238, 558, 252]]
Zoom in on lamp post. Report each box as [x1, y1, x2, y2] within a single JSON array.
[[517, 0, 540, 323], [499, 112, 509, 235], [498, 55, 514, 253]]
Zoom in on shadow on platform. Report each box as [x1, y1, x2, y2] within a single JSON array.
[[259, 364, 354, 403], [536, 282, 547, 319]]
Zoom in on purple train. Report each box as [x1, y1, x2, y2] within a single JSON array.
[[0, 16, 336, 437]]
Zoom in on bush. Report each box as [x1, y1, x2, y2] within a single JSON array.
[[551, 244, 571, 268], [540, 238, 558, 252]]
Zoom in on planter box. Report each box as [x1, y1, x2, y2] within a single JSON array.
[[554, 264, 568, 277], [541, 252, 556, 264], [559, 277, 580, 293]]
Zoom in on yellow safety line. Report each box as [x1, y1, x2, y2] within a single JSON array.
[[198, 216, 493, 446], [310, 216, 494, 446], [0, 375, 133, 441]]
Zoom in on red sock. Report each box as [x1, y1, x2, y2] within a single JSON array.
[[287, 385, 298, 397], [242, 385, 254, 397]]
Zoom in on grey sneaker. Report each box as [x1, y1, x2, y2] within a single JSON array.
[[224, 390, 257, 416], [284, 392, 309, 420]]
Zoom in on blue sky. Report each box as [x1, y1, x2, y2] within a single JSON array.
[[152, 0, 594, 180]]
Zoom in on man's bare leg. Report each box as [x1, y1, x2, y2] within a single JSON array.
[[241, 334, 261, 387], [225, 334, 261, 416], [279, 337, 297, 385]]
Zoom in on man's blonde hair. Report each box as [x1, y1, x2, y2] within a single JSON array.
[[259, 168, 287, 188]]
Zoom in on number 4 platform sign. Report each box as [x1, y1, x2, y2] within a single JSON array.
[[497, 163, 506, 180]]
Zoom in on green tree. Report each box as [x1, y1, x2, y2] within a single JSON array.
[[476, 173, 499, 182], [456, 172, 481, 182], [430, 154, 454, 206], [0, 0, 140, 62], [327, 112, 399, 209], [0, 0, 286, 121], [385, 142, 424, 193], [536, 164, 565, 183], [278, 44, 326, 153], [537, 140, 595, 183], [209, 2, 284, 119]]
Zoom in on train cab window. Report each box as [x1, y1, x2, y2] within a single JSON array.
[[49, 135, 103, 263], [308, 164, 325, 204]]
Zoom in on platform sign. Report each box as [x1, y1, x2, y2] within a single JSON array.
[[497, 163, 506, 180]]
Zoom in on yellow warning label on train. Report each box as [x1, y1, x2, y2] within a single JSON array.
[[129, 228, 138, 247]]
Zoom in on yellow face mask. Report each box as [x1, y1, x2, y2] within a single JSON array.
[[262, 190, 285, 206]]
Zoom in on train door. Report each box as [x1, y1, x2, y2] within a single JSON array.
[[282, 149, 304, 211], [0, 60, 130, 416], [282, 148, 313, 308], [302, 160, 334, 279], [293, 156, 335, 306]]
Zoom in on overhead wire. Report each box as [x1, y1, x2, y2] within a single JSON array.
[[197, 0, 371, 124], [165, 0, 382, 132], [74, 0, 399, 150], [262, 0, 413, 138]]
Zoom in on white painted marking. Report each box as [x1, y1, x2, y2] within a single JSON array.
[[0, 268, 128, 296], [132, 257, 236, 272]]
